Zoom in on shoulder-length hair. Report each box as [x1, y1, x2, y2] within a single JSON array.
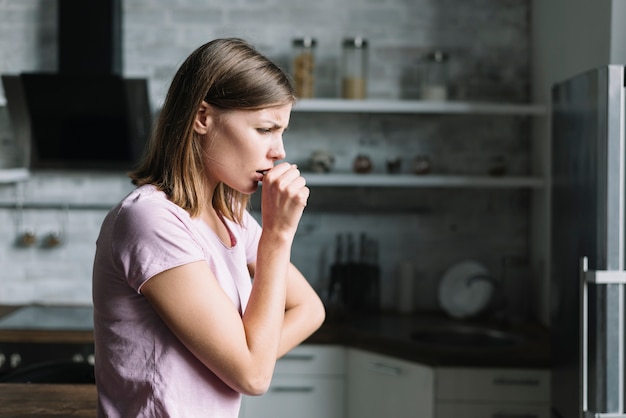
[[129, 38, 296, 224]]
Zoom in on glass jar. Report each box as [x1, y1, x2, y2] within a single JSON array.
[[422, 50, 449, 101], [292, 37, 316, 98], [341, 37, 368, 99]]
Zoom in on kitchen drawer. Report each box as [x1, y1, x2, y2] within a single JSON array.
[[347, 348, 434, 418], [274, 344, 345, 375], [436, 367, 550, 402], [436, 402, 550, 418], [242, 375, 345, 418], [240, 345, 346, 418]]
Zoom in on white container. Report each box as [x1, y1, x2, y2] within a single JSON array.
[[422, 50, 449, 101]]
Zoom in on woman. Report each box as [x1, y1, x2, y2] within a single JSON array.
[[92, 38, 326, 417]]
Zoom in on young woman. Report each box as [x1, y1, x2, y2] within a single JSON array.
[[92, 38, 326, 417]]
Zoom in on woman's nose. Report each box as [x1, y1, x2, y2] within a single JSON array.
[[269, 137, 286, 160]]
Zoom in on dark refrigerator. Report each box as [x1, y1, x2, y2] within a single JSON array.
[[551, 65, 626, 417]]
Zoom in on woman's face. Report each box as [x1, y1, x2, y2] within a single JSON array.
[[198, 103, 292, 194]]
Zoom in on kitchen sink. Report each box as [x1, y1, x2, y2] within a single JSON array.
[[410, 323, 525, 349]]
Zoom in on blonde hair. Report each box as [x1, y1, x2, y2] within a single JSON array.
[[129, 38, 296, 223]]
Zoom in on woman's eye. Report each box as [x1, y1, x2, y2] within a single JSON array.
[[257, 128, 272, 134]]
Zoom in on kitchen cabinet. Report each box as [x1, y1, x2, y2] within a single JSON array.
[[346, 348, 434, 418], [346, 348, 550, 418], [239, 344, 346, 418], [435, 367, 550, 418], [292, 98, 547, 189]]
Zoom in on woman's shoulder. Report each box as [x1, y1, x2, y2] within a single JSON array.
[[114, 185, 190, 227], [122, 185, 178, 211]]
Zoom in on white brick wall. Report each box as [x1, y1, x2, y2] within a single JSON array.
[[0, 0, 532, 314]]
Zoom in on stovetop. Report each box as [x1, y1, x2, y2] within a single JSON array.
[[0, 305, 93, 331]]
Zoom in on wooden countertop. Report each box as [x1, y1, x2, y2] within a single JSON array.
[[0, 383, 97, 417]]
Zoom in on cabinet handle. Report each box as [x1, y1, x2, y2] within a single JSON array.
[[280, 354, 315, 361], [271, 386, 314, 393], [492, 377, 540, 386], [370, 362, 402, 376]]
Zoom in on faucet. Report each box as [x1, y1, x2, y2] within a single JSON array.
[[466, 274, 509, 322], [466, 274, 499, 287]]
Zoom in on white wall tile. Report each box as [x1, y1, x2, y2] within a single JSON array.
[[0, 0, 532, 314]]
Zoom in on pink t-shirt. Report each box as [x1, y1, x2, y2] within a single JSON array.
[[92, 184, 261, 417]]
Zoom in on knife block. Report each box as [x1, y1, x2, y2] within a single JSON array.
[[328, 261, 380, 313]]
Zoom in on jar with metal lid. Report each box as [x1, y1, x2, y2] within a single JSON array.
[[341, 37, 368, 99], [292, 37, 316, 98], [422, 50, 449, 101]]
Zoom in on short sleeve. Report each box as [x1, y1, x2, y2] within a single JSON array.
[[110, 197, 205, 292]]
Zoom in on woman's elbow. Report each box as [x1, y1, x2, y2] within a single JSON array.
[[237, 371, 273, 396], [311, 295, 326, 330]]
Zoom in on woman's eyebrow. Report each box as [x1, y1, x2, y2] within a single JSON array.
[[260, 120, 288, 131]]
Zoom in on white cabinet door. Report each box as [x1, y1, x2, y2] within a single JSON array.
[[240, 344, 346, 418], [435, 367, 550, 418], [347, 348, 434, 418], [436, 367, 550, 402]]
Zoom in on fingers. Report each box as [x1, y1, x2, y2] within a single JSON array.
[[265, 163, 308, 205], [261, 163, 309, 224], [264, 162, 299, 184]]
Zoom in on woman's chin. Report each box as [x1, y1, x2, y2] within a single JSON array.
[[238, 181, 260, 195]]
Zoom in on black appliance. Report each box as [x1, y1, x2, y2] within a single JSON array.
[[2, 0, 152, 171], [551, 65, 626, 417]]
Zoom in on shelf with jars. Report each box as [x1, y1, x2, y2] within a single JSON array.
[[291, 98, 546, 189], [301, 173, 544, 188]]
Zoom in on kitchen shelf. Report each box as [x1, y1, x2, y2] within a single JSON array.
[[302, 173, 545, 188], [0, 168, 29, 183], [293, 98, 548, 115]]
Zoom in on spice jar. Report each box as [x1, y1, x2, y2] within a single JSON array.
[[412, 155, 432, 175], [422, 50, 449, 101], [292, 37, 316, 98], [341, 37, 368, 99], [353, 154, 373, 173]]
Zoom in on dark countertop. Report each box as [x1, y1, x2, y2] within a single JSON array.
[[309, 312, 550, 368], [0, 305, 549, 415], [0, 305, 93, 344], [0, 304, 550, 368]]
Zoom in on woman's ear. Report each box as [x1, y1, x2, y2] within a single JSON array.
[[194, 101, 213, 135]]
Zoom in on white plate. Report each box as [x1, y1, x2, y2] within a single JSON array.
[[438, 260, 494, 319]]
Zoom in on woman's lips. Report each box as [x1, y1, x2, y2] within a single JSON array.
[[256, 170, 268, 181]]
